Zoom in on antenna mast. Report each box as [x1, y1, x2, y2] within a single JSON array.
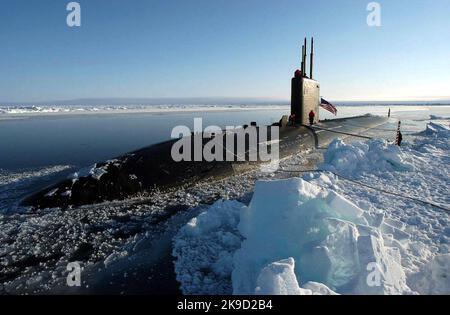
[[301, 44, 305, 76], [303, 38, 307, 77], [310, 37, 314, 79]]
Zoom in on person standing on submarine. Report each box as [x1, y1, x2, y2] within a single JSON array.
[[309, 110, 315, 126]]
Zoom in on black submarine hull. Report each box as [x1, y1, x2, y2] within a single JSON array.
[[22, 115, 388, 209]]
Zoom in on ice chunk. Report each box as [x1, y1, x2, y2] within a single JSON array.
[[175, 175, 413, 295], [232, 178, 370, 295], [90, 166, 108, 180], [380, 222, 410, 242], [302, 282, 339, 295], [354, 234, 410, 295], [323, 218, 360, 289], [255, 258, 310, 295]]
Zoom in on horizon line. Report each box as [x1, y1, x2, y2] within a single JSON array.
[[1, 96, 450, 106]]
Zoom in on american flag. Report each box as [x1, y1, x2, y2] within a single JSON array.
[[320, 98, 337, 116]]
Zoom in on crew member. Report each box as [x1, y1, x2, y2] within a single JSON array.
[[309, 110, 315, 126]]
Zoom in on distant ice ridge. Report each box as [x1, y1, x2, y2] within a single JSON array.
[[0, 104, 287, 115]]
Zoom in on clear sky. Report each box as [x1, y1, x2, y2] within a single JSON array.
[[0, 0, 449, 103]]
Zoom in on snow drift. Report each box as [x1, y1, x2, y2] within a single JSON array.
[[320, 139, 414, 177]]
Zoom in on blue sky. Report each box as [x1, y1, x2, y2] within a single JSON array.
[[0, 0, 449, 103]]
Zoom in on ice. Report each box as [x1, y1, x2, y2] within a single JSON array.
[[302, 281, 339, 295], [320, 139, 415, 177], [60, 190, 72, 197], [429, 115, 450, 120], [416, 122, 450, 137], [70, 163, 111, 181], [322, 218, 360, 289], [172, 200, 244, 295], [168, 119, 450, 295], [254, 258, 308, 295], [0, 165, 73, 214], [254, 258, 339, 295], [44, 188, 59, 197], [231, 177, 409, 294], [0, 104, 289, 117], [172, 175, 414, 295], [409, 254, 450, 295], [2, 110, 448, 294], [414, 122, 450, 153], [90, 166, 108, 180], [355, 234, 410, 295]]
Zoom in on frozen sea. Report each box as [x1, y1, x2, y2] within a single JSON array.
[[0, 104, 449, 214], [0, 103, 449, 294]]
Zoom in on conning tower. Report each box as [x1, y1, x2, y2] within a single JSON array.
[[291, 37, 320, 124]]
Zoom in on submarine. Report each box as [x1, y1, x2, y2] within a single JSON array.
[[23, 38, 388, 209]]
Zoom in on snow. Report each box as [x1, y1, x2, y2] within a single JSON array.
[[414, 122, 450, 153], [173, 177, 414, 295], [90, 166, 108, 180], [302, 281, 339, 295], [231, 178, 412, 295], [320, 138, 415, 178], [354, 234, 409, 295], [69, 162, 116, 181], [172, 121, 449, 295], [1, 108, 448, 295], [44, 188, 59, 197], [252, 258, 340, 295], [416, 122, 450, 137], [409, 254, 450, 295], [0, 165, 73, 214], [0, 104, 288, 117], [172, 200, 244, 295], [254, 258, 307, 295]]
